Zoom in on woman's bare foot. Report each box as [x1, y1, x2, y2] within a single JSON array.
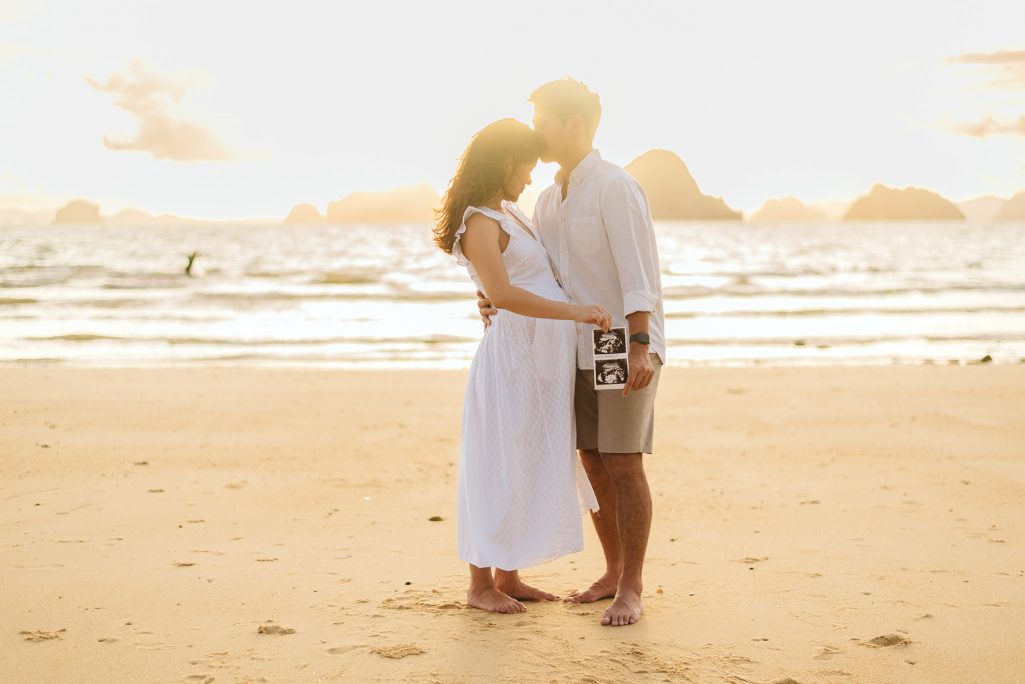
[[564, 572, 618, 604], [600, 586, 643, 626], [466, 585, 526, 614], [495, 574, 558, 601]]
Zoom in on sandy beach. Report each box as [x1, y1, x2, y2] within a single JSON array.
[[2, 365, 1023, 683]]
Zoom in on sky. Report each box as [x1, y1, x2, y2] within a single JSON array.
[[2, 0, 1024, 219]]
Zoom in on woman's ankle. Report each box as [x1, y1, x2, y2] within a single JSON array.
[[468, 565, 496, 591]]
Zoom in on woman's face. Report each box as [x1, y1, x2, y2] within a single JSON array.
[[504, 161, 535, 201]]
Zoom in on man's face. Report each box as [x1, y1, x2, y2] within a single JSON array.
[[531, 105, 569, 164]]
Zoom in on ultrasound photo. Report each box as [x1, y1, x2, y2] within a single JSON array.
[[592, 328, 626, 355], [594, 358, 629, 388]]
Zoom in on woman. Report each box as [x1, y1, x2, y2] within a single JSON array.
[[433, 119, 607, 614]]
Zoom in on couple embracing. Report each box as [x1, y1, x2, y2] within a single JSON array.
[[431, 78, 665, 627]]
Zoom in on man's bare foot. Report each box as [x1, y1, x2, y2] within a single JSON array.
[[564, 573, 618, 604], [600, 586, 643, 626], [495, 576, 558, 602], [466, 586, 526, 614]]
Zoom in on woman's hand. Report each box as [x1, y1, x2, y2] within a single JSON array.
[[574, 304, 612, 331]]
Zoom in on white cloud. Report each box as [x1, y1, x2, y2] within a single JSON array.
[[87, 60, 230, 161]]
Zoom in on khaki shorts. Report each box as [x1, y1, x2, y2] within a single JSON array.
[[574, 353, 662, 454]]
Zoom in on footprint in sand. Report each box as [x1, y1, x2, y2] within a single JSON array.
[[370, 644, 425, 659], [379, 589, 465, 613], [813, 645, 842, 660], [863, 633, 911, 648], [616, 645, 693, 678], [19, 629, 65, 642]]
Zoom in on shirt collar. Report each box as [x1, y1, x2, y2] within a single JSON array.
[[555, 149, 601, 187]]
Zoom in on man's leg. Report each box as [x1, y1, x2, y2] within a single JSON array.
[[598, 452, 651, 626], [565, 448, 623, 603], [591, 354, 661, 625]]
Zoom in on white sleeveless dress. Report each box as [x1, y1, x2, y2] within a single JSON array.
[[452, 200, 599, 571]]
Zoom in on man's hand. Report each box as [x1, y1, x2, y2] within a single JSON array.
[[476, 290, 497, 330], [623, 343, 654, 397]]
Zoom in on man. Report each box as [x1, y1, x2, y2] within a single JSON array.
[[478, 77, 665, 627]]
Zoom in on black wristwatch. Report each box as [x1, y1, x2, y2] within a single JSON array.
[[629, 332, 650, 346]]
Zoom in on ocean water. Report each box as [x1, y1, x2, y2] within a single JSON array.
[[1, 220, 1023, 368]]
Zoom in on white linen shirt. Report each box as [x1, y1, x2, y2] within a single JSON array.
[[531, 149, 666, 370]]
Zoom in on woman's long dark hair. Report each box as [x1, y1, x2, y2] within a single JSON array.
[[433, 119, 541, 254]]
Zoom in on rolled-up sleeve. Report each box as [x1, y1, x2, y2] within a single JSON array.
[[599, 177, 659, 316]]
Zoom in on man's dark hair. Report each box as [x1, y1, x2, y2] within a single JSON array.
[[529, 77, 602, 136]]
